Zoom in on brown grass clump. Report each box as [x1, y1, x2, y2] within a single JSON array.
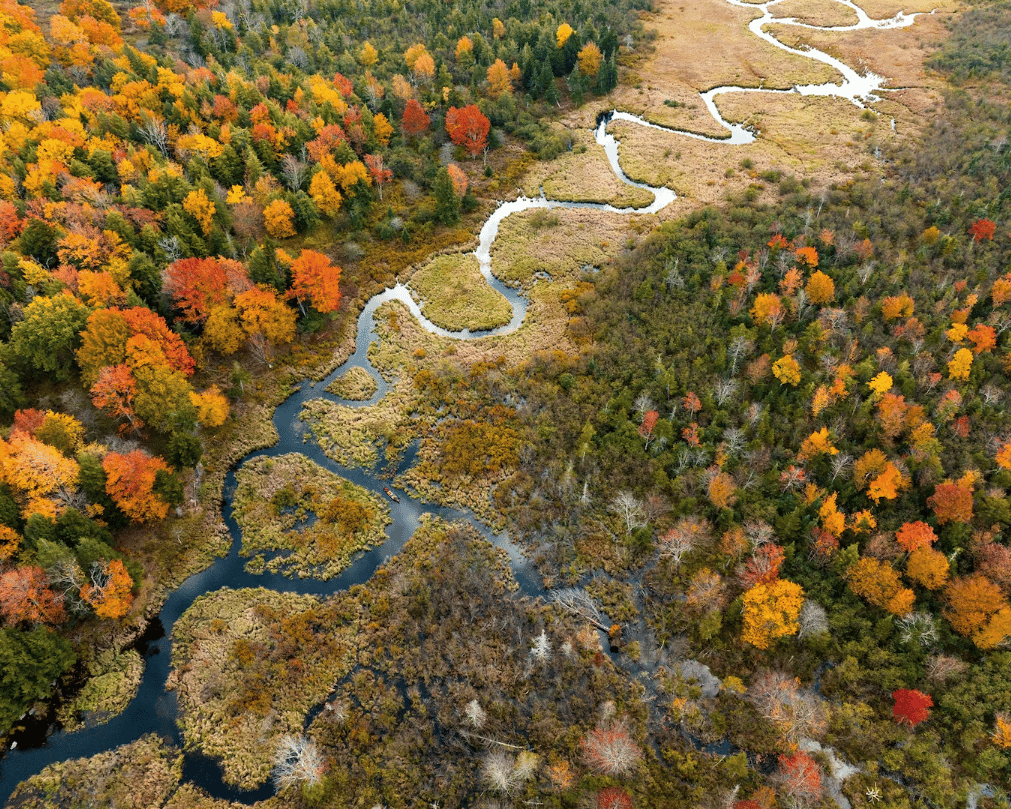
[[303, 375, 421, 471], [521, 128, 655, 209], [170, 587, 355, 789], [773, 0, 860, 26], [57, 649, 144, 732], [232, 453, 390, 579], [407, 253, 512, 332], [491, 208, 632, 290], [9, 735, 183, 808], [325, 366, 379, 401]]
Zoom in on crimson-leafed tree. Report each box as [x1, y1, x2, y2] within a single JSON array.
[[581, 719, 642, 776], [596, 787, 633, 809], [103, 450, 172, 523], [90, 364, 142, 433], [401, 98, 430, 136], [288, 250, 343, 315], [928, 482, 973, 524], [0, 567, 66, 627], [776, 751, 823, 807], [892, 688, 933, 726], [364, 154, 393, 200], [968, 218, 997, 243], [163, 258, 251, 324], [638, 409, 658, 448], [446, 104, 490, 158]]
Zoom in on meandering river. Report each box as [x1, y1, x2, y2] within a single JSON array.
[[0, 0, 922, 802]]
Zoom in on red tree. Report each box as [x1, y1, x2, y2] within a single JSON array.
[[12, 408, 45, 437], [103, 450, 171, 523], [895, 521, 937, 553], [928, 483, 973, 524], [288, 250, 343, 314], [776, 751, 823, 804], [581, 720, 642, 776], [741, 544, 785, 587], [596, 787, 633, 809], [446, 105, 490, 158], [163, 257, 251, 324], [892, 688, 933, 726], [969, 218, 997, 243], [90, 364, 142, 433], [364, 153, 393, 200], [0, 567, 66, 627], [401, 98, 430, 136], [638, 409, 659, 448]]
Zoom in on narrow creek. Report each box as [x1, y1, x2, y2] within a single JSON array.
[[0, 0, 924, 802]]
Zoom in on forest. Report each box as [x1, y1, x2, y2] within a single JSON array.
[[3, 0, 1011, 806]]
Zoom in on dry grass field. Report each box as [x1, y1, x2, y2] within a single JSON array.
[[521, 128, 656, 209], [406, 253, 513, 332]]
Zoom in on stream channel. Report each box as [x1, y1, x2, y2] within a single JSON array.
[[0, 0, 921, 802]]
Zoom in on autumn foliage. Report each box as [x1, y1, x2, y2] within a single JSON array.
[[445, 104, 490, 157], [288, 250, 343, 314], [893, 689, 933, 727], [741, 579, 804, 649], [102, 450, 172, 523], [581, 719, 642, 776]]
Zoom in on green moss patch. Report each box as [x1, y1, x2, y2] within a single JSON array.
[[232, 453, 390, 579]]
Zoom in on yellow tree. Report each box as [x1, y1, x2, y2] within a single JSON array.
[[309, 171, 342, 218], [846, 557, 915, 616], [189, 386, 229, 428], [486, 59, 512, 98], [263, 199, 296, 238], [948, 347, 973, 381], [577, 42, 602, 77], [741, 579, 804, 649], [182, 188, 216, 236], [805, 271, 834, 304], [772, 354, 801, 386]]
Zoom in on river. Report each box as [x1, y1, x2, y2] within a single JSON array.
[[0, 0, 923, 802]]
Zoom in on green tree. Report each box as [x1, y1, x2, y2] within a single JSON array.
[[433, 167, 460, 225], [10, 293, 91, 378], [0, 627, 75, 731]]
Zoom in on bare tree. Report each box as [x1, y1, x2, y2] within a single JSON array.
[[659, 517, 710, 567], [715, 378, 738, 406], [463, 699, 486, 728], [722, 427, 745, 457], [529, 630, 551, 662], [744, 520, 774, 547], [897, 611, 939, 647], [482, 750, 537, 795], [138, 114, 169, 156], [830, 452, 852, 482], [551, 588, 607, 630], [633, 392, 654, 418], [797, 600, 828, 640], [610, 491, 645, 536], [272, 734, 325, 791], [280, 154, 307, 191], [747, 671, 826, 743]]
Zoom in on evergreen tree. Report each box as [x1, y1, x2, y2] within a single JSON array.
[[433, 167, 460, 225]]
